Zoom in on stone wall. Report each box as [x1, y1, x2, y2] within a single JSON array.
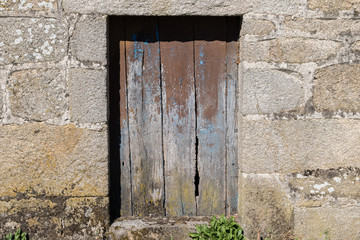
[[0, 1, 108, 239], [1, 0, 360, 239], [239, 2, 360, 239]]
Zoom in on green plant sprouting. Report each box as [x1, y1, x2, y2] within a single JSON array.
[[189, 215, 246, 240], [4, 229, 27, 240]]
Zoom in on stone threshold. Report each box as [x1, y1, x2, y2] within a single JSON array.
[[108, 216, 212, 240]]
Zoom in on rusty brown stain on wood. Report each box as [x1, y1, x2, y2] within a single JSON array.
[[225, 17, 240, 215], [195, 17, 227, 216], [125, 17, 164, 216], [160, 17, 196, 216], [119, 17, 132, 217]]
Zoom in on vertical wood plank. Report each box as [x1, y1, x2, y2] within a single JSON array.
[[225, 17, 240, 215], [119, 17, 132, 216], [159, 17, 197, 216], [195, 17, 227, 216], [125, 17, 165, 216]]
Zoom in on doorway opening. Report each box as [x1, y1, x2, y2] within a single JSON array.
[[109, 16, 241, 222]]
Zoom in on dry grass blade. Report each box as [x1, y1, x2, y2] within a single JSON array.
[[281, 230, 291, 240]]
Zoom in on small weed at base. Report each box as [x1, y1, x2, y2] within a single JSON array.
[[190, 216, 331, 240], [3, 229, 28, 240], [189, 215, 246, 240]]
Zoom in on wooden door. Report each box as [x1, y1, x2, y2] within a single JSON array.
[[119, 17, 240, 217]]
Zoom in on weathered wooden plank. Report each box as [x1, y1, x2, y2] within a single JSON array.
[[125, 17, 165, 216], [119, 17, 132, 216], [195, 17, 227, 216], [225, 17, 240, 215], [159, 17, 197, 216]]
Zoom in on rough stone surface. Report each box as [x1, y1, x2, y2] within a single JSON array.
[[241, 19, 275, 36], [0, 123, 108, 197], [351, 41, 360, 55], [0, 197, 63, 239], [7, 68, 67, 121], [241, 38, 341, 63], [0, 196, 108, 240], [239, 174, 293, 239], [0, 0, 57, 13], [308, 0, 360, 13], [241, 119, 360, 173], [2, 0, 360, 238], [257, 0, 308, 14], [294, 206, 360, 239], [69, 68, 107, 123], [289, 167, 360, 207], [62, 0, 309, 15], [63, 197, 109, 239], [269, 38, 341, 63], [238, 169, 360, 239], [242, 69, 304, 115], [62, 0, 246, 15], [284, 18, 360, 40], [71, 16, 107, 64], [0, 89, 3, 116], [108, 217, 211, 240], [313, 64, 360, 113], [0, 18, 67, 65], [240, 41, 270, 62]]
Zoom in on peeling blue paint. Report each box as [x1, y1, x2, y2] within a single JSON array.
[[132, 34, 144, 59], [199, 48, 205, 65]]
